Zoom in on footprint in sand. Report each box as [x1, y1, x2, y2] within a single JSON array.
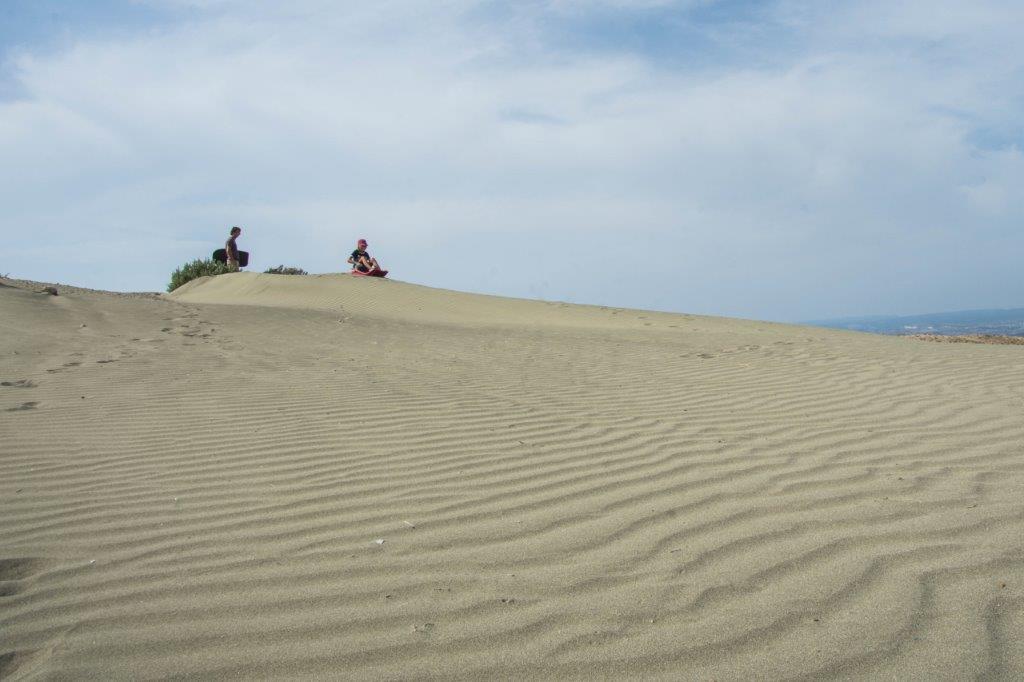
[[0, 380, 36, 388], [45, 361, 81, 374], [0, 557, 50, 596], [0, 650, 45, 679]]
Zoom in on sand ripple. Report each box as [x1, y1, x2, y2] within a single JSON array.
[[1, 274, 1023, 679]]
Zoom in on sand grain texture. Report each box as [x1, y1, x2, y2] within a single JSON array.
[[2, 273, 1024, 680]]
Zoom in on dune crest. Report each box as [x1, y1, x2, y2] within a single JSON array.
[[170, 271, 727, 331]]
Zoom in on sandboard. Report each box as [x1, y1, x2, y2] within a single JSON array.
[[351, 269, 388, 278], [212, 249, 249, 267]]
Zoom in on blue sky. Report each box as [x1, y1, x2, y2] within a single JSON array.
[[2, 0, 1023, 322]]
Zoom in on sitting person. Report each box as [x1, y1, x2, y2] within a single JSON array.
[[348, 238, 382, 273]]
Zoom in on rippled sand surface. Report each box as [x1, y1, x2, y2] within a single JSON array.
[[2, 273, 1023, 679]]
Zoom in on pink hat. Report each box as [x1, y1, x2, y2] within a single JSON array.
[[357, 238, 367, 245]]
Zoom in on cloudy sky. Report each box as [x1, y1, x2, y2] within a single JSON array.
[[2, 0, 1022, 321]]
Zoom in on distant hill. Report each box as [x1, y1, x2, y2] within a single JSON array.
[[805, 308, 1024, 336]]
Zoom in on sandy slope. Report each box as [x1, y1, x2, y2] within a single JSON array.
[[2, 272, 1023, 680]]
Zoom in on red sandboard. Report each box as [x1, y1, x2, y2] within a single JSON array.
[[351, 269, 388, 278]]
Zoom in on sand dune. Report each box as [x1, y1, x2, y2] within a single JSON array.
[[2, 273, 1023, 680]]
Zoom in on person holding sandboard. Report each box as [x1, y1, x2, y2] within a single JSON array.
[[212, 228, 248, 268], [225, 226, 243, 271]]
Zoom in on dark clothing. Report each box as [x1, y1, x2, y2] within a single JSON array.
[[226, 236, 239, 260], [351, 249, 371, 272]]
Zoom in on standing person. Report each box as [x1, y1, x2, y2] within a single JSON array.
[[225, 226, 242, 271], [348, 238, 382, 273]]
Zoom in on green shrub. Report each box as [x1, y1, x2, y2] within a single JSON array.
[[264, 265, 308, 275], [167, 258, 230, 292]]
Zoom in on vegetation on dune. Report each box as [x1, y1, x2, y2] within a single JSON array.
[[167, 258, 230, 292], [264, 265, 308, 275]]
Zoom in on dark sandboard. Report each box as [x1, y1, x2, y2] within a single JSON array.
[[212, 249, 249, 267]]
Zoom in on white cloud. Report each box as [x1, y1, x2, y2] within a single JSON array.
[[1, 0, 1023, 319]]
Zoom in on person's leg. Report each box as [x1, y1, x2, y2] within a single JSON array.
[[227, 258, 239, 272]]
